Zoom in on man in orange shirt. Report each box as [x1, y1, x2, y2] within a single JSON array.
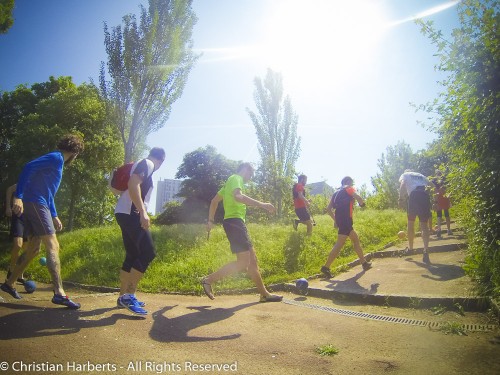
[[292, 175, 313, 235]]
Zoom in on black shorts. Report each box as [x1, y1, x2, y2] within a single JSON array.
[[223, 218, 253, 254], [408, 189, 431, 222], [436, 209, 449, 218], [10, 213, 27, 241], [295, 207, 311, 221], [335, 214, 353, 236], [23, 202, 55, 237], [115, 213, 156, 274]]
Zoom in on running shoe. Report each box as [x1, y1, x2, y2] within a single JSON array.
[[259, 294, 283, 303], [293, 220, 298, 231], [201, 277, 215, 300], [447, 229, 453, 235], [362, 261, 372, 271], [116, 296, 145, 307], [320, 266, 333, 278], [52, 293, 81, 309], [422, 252, 431, 264], [1, 282, 22, 299], [117, 294, 147, 315]]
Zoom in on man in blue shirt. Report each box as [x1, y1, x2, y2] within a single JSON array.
[[1, 134, 84, 309]]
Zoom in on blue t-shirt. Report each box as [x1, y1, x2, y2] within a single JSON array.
[[15, 151, 64, 217]]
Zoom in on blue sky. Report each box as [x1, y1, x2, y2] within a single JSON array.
[[0, 0, 461, 212]]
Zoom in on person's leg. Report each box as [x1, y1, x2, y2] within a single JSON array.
[[407, 220, 415, 250], [349, 230, 368, 264], [5, 236, 41, 286], [41, 234, 65, 296], [444, 210, 452, 233], [8, 237, 24, 279], [436, 210, 443, 238], [305, 220, 313, 235], [324, 235, 348, 268], [205, 252, 250, 284]]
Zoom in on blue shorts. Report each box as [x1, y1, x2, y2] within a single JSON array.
[[23, 202, 55, 237], [335, 215, 353, 236], [223, 218, 253, 254], [10, 213, 27, 241]]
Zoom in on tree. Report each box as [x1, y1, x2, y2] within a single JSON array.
[[247, 68, 301, 218], [1, 77, 123, 230], [99, 0, 199, 163], [369, 141, 416, 209], [416, 0, 500, 296], [0, 0, 15, 34], [170, 145, 239, 223]]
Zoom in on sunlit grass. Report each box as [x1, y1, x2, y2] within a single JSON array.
[[0, 209, 407, 294]]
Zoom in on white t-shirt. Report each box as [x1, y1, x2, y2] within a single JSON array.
[[115, 158, 155, 215], [399, 172, 429, 196]]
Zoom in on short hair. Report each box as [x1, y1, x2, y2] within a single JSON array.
[[237, 162, 255, 173], [149, 147, 165, 161], [57, 134, 84, 154], [341, 176, 354, 186], [298, 174, 307, 183]]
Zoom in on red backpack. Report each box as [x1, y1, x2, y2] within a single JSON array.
[[109, 162, 134, 195]]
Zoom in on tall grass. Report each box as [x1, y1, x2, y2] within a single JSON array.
[[0, 209, 407, 294]]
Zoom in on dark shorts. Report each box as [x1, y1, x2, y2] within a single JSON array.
[[223, 218, 253, 254], [335, 214, 353, 236], [436, 209, 449, 218], [23, 202, 55, 237], [10, 213, 27, 241], [295, 207, 311, 221], [115, 213, 156, 274], [408, 188, 431, 222]]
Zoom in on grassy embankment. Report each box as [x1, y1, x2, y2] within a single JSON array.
[[0, 209, 407, 295]]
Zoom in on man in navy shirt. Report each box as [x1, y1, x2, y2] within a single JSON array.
[[1, 134, 84, 308]]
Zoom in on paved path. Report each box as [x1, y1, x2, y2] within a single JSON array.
[[0, 227, 499, 375]]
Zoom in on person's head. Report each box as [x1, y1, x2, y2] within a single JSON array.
[[148, 147, 166, 171], [57, 134, 84, 165], [237, 162, 255, 182], [341, 176, 354, 187], [298, 174, 307, 185]]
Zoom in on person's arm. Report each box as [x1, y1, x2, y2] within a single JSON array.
[[5, 184, 16, 217], [233, 189, 275, 213], [352, 192, 366, 207], [128, 173, 150, 229], [297, 191, 310, 207], [398, 180, 407, 208], [207, 193, 223, 233]]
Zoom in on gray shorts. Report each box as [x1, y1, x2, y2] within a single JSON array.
[[23, 202, 56, 237]]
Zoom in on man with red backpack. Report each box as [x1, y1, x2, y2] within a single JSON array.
[[114, 147, 165, 315], [320, 176, 372, 278]]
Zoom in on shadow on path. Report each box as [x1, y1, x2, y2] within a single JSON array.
[[325, 270, 380, 295], [404, 258, 465, 281], [150, 302, 258, 343], [0, 303, 141, 340]]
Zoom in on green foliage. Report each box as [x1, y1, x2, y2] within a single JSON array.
[[247, 68, 301, 218], [155, 201, 182, 225], [315, 344, 340, 356], [1, 210, 407, 293], [0, 77, 123, 230], [416, 0, 500, 298], [439, 322, 467, 336], [0, 0, 14, 34], [100, 0, 199, 162]]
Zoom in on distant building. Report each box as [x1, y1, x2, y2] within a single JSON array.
[[156, 178, 184, 214], [306, 181, 334, 197]]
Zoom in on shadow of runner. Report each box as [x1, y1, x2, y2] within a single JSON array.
[[150, 302, 258, 343], [0, 304, 141, 340], [324, 270, 379, 295], [404, 258, 465, 281]]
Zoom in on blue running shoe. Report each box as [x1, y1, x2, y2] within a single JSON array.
[[116, 296, 145, 307], [1, 282, 22, 299], [118, 294, 147, 315], [52, 293, 81, 309]]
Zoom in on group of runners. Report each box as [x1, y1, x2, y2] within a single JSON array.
[[1, 134, 452, 315]]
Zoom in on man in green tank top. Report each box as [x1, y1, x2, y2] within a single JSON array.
[[201, 162, 283, 303]]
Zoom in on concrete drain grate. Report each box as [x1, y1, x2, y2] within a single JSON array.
[[283, 299, 496, 332]]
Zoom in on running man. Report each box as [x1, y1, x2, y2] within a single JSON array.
[[292, 174, 313, 235], [398, 169, 433, 264], [115, 147, 165, 315], [202, 162, 283, 303], [5, 183, 27, 284], [1, 134, 84, 308], [321, 176, 371, 278]]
